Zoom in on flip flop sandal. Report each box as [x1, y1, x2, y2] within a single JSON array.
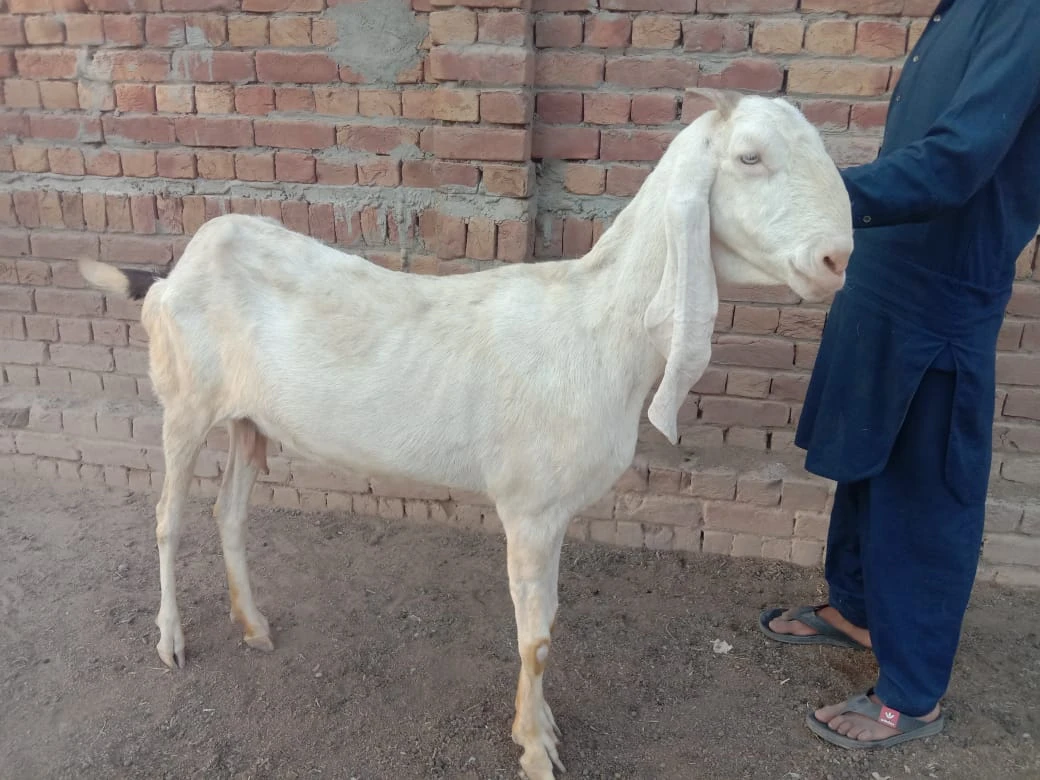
[[758, 604, 869, 650], [805, 689, 945, 749]]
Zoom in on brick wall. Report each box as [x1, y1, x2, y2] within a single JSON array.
[[1, 0, 1038, 588]]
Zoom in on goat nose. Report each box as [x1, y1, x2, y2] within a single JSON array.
[[817, 245, 851, 276]]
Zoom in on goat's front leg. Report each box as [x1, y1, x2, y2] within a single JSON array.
[[501, 512, 568, 780]]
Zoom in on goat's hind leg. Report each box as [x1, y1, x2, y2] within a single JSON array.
[[155, 407, 210, 669], [216, 419, 272, 652], [501, 509, 568, 780]]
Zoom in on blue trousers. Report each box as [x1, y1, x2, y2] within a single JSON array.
[[824, 348, 988, 717]]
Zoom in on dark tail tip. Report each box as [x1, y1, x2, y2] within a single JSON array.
[[124, 269, 169, 300]]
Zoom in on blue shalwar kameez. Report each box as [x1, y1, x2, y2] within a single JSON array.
[[794, 0, 1040, 717]]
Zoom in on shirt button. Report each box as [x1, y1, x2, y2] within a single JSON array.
[[912, 55, 920, 62], [863, 216, 873, 224], [933, 14, 942, 21], [895, 95, 902, 102]]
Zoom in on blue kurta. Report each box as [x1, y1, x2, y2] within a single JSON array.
[[796, 0, 1040, 506]]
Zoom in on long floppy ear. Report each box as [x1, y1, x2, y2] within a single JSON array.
[[643, 133, 721, 445]]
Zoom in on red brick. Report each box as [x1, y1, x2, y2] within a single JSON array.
[[47, 148, 85, 176], [753, 19, 804, 54], [700, 59, 783, 92], [535, 91, 582, 123], [801, 0, 902, 13], [29, 231, 98, 261], [631, 16, 680, 49], [435, 127, 529, 162], [196, 84, 234, 114], [480, 91, 531, 124], [30, 115, 102, 143], [103, 13, 145, 45], [173, 50, 254, 83], [315, 159, 358, 185], [535, 51, 604, 87], [4, 79, 40, 108], [269, 15, 310, 47], [337, 125, 419, 155], [605, 56, 699, 89], [799, 99, 851, 131], [314, 86, 358, 116], [231, 85, 272, 115], [682, 19, 749, 52], [35, 288, 104, 317], [94, 49, 170, 82], [130, 195, 157, 235], [599, 0, 696, 9], [600, 129, 675, 162], [535, 15, 581, 48], [850, 101, 888, 131], [163, 0, 238, 9], [121, 150, 158, 178], [478, 11, 528, 45], [112, 83, 154, 113], [103, 115, 176, 145], [0, 17, 27, 46], [13, 146, 48, 173], [255, 119, 335, 151], [234, 152, 273, 182], [154, 151, 194, 180], [242, 0, 323, 10], [713, 334, 794, 369], [431, 87, 480, 121], [855, 20, 907, 58], [155, 196, 183, 233], [25, 16, 65, 45], [357, 158, 400, 187], [228, 15, 268, 46], [175, 116, 253, 147], [275, 151, 317, 183], [533, 126, 599, 160], [788, 61, 891, 97], [429, 45, 532, 86], [430, 8, 477, 45], [256, 50, 338, 83], [563, 217, 594, 256], [631, 93, 676, 124], [805, 20, 856, 55], [585, 14, 630, 48], [482, 163, 532, 197], [100, 234, 173, 266], [15, 48, 79, 79], [358, 90, 401, 118], [699, 0, 796, 10], [583, 93, 630, 125], [496, 220, 531, 262], [196, 150, 235, 179], [155, 84, 193, 113]]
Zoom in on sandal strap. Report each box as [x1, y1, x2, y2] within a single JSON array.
[[789, 605, 854, 640], [840, 690, 932, 733]]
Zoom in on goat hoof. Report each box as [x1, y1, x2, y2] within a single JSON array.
[[245, 633, 274, 652], [157, 643, 185, 670]]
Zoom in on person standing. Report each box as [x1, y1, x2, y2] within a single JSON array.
[[759, 0, 1040, 748]]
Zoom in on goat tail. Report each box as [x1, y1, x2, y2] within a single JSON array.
[[78, 259, 167, 301]]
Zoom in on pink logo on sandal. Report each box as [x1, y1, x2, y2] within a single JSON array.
[[878, 707, 900, 728]]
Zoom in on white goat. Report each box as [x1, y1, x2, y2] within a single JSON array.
[[79, 90, 852, 780]]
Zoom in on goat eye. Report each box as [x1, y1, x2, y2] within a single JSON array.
[[739, 152, 761, 165]]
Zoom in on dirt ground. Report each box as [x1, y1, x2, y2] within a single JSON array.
[[1, 473, 1038, 780]]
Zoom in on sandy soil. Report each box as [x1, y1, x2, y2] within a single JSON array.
[[1, 473, 1037, 780]]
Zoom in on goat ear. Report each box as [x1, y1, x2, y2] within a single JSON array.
[[692, 88, 741, 120], [643, 159, 720, 445]]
